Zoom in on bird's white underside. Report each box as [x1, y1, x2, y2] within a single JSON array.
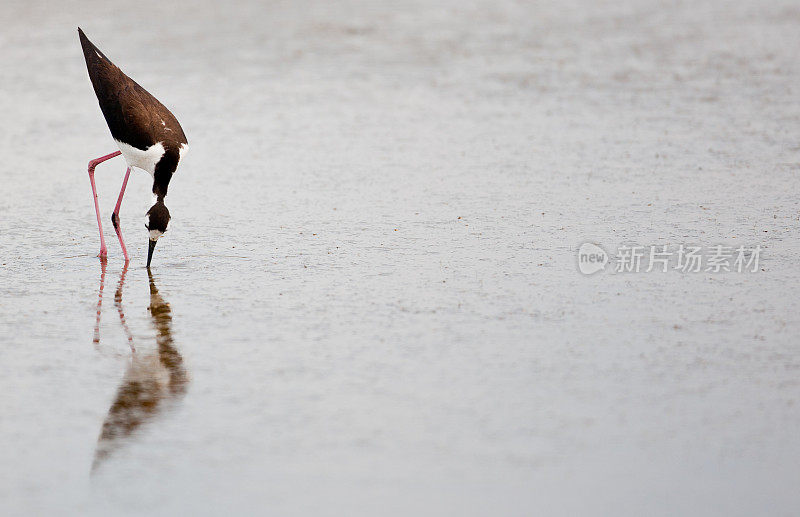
[[114, 139, 187, 177]]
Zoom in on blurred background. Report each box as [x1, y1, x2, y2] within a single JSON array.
[[1, 0, 799, 515]]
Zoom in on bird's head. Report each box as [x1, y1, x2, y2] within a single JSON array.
[[145, 199, 170, 268]]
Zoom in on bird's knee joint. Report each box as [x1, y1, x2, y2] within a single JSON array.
[[111, 212, 119, 229]]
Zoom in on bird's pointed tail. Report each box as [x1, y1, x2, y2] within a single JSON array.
[[78, 27, 113, 67]]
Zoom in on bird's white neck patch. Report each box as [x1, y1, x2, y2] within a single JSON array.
[[115, 140, 166, 176], [149, 229, 165, 241]]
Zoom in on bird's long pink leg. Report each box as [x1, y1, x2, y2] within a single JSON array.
[[87, 151, 122, 258], [112, 167, 131, 263]]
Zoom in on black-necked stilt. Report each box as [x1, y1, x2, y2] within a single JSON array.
[[79, 28, 187, 267]]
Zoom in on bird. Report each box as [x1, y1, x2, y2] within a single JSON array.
[[78, 28, 188, 267]]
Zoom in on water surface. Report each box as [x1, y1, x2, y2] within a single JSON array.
[[1, 0, 800, 515]]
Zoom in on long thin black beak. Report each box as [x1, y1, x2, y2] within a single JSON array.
[[147, 240, 157, 268]]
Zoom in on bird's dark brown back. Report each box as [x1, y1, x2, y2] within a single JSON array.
[[78, 28, 187, 152]]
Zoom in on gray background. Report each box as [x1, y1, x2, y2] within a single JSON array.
[[1, 0, 799, 515]]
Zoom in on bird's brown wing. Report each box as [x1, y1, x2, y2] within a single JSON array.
[[79, 28, 187, 151]]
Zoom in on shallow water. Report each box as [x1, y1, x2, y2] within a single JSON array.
[[2, 0, 800, 515]]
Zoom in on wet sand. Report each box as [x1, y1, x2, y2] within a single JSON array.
[[1, 0, 800, 515]]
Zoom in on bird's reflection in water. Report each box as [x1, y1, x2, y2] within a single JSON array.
[[93, 258, 107, 345], [114, 263, 134, 350], [94, 259, 134, 351], [92, 264, 188, 470]]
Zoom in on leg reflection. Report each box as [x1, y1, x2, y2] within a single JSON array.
[[93, 258, 107, 344], [114, 262, 134, 351], [93, 269, 188, 470]]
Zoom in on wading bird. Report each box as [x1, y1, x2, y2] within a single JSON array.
[[79, 28, 187, 267]]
